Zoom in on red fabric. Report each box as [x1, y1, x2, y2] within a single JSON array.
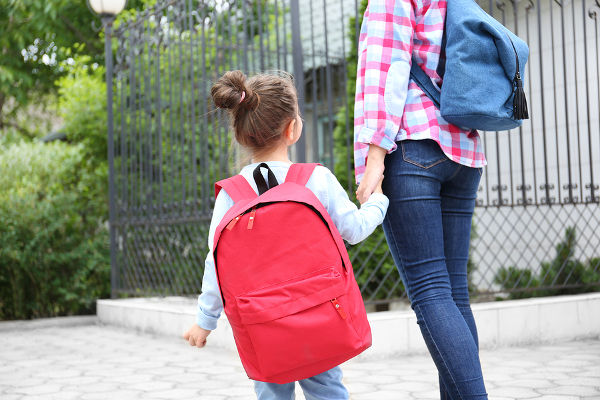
[[213, 164, 371, 384]]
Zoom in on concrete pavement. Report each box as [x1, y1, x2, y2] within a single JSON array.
[[0, 318, 599, 400]]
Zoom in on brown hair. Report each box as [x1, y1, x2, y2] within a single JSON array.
[[211, 70, 298, 155]]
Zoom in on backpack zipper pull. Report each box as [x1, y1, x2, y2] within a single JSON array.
[[247, 208, 257, 230], [508, 37, 529, 120], [226, 215, 241, 231], [331, 298, 347, 320]]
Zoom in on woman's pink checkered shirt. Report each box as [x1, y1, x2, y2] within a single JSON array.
[[353, 0, 487, 184]]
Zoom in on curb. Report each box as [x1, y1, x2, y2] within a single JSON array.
[[0, 315, 98, 332]]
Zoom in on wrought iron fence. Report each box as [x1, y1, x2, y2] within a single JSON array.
[[109, 0, 600, 305]]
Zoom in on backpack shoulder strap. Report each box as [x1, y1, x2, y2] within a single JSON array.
[[215, 175, 257, 203], [284, 163, 321, 186], [410, 56, 441, 109]]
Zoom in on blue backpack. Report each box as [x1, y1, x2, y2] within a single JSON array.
[[410, 0, 530, 131]]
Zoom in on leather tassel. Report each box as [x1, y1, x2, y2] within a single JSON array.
[[513, 73, 529, 120]]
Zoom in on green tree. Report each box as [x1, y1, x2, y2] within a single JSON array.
[[0, 0, 143, 138]]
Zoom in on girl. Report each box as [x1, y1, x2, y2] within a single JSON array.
[[354, 0, 488, 399], [183, 70, 389, 400]]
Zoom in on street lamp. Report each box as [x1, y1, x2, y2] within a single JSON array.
[[88, 0, 127, 17], [88, 0, 127, 298]]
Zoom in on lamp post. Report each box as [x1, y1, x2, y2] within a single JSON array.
[[88, 0, 127, 298]]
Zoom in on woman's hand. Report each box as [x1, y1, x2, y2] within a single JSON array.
[[356, 145, 387, 204], [183, 324, 211, 348]]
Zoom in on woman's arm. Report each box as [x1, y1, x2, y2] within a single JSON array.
[[354, 0, 416, 195]]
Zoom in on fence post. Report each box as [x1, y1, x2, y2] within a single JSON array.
[[104, 17, 119, 298], [290, 0, 306, 162]]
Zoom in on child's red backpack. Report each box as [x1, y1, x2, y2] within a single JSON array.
[[213, 163, 371, 384]]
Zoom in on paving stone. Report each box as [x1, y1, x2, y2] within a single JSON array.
[[489, 387, 541, 398], [84, 367, 136, 378], [539, 385, 600, 396], [412, 390, 440, 399], [51, 375, 100, 386], [144, 366, 187, 376], [178, 379, 233, 390], [35, 368, 82, 379], [510, 378, 556, 388], [80, 389, 142, 400], [1, 323, 599, 400], [580, 368, 600, 378], [31, 391, 83, 400], [343, 382, 377, 394], [547, 359, 595, 368], [128, 380, 174, 392], [144, 388, 201, 399], [74, 382, 120, 393], [104, 373, 155, 384], [11, 384, 63, 396], [207, 386, 256, 396], [359, 374, 403, 384], [353, 390, 409, 399], [524, 372, 571, 381], [554, 377, 600, 387], [380, 381, 434, 392]]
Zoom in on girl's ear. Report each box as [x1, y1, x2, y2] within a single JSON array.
[[284, 118, 297, 143]]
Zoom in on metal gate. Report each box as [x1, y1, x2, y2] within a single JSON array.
[[108, 0, 600, 304]]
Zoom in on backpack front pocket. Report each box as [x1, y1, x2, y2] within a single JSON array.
[[235, 267, 359, 378]]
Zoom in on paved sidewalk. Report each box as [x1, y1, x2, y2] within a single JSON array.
[[0, 318, 598, 400]]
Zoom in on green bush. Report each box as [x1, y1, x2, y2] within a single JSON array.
[[494, 227, 600, 299], [0, 141, 110, 320]]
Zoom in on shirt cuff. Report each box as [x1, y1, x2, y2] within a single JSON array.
[[196, 309, 219, 331], [367, 192, 389, 207], [365, 192, 390, 216], [356, 126, 398, 153]]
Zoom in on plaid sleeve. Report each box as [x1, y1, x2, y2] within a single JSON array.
[[354, 0, 416, 183]]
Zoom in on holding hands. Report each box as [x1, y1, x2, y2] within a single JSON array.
[[356, 145, 387, 204]]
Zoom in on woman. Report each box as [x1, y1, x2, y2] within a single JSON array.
[[354, 1, 488, 399]]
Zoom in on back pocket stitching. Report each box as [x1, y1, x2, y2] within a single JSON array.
[[401, 141, 448, 169]]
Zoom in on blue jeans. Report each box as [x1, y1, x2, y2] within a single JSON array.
[[253, 367, 348, 400], [382, 139, 487, 400]]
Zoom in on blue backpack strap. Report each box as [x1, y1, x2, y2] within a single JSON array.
[[284, 163, 321, 186], [410, 56, 441, 109], [215, 175, 257, 203]]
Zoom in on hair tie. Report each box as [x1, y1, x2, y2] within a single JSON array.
[[239, 91, 246, 103]]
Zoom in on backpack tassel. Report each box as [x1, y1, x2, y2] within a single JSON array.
[[513, 72, 529, 120]]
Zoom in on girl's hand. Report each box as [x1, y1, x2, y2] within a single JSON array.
[[356, 145, 386, 204], [183, 324, 211, 348]]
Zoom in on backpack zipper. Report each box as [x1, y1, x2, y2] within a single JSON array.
[[247, 207, 257, 229], [331, 298, 347, 319], [226, 216, 240, 230]]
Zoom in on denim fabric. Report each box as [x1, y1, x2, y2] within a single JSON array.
[[382, 139, 487, 400], [253, 367, 348, 400]]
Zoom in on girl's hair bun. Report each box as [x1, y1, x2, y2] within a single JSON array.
[[211, 70, 259, 111]]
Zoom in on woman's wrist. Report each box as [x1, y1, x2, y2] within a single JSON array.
[[367, 144, 387, 165]]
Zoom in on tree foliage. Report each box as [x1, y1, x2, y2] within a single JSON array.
[[0, 0, 143, 137]]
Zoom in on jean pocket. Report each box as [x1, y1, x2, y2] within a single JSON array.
[[401, 139, 448, 169]]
